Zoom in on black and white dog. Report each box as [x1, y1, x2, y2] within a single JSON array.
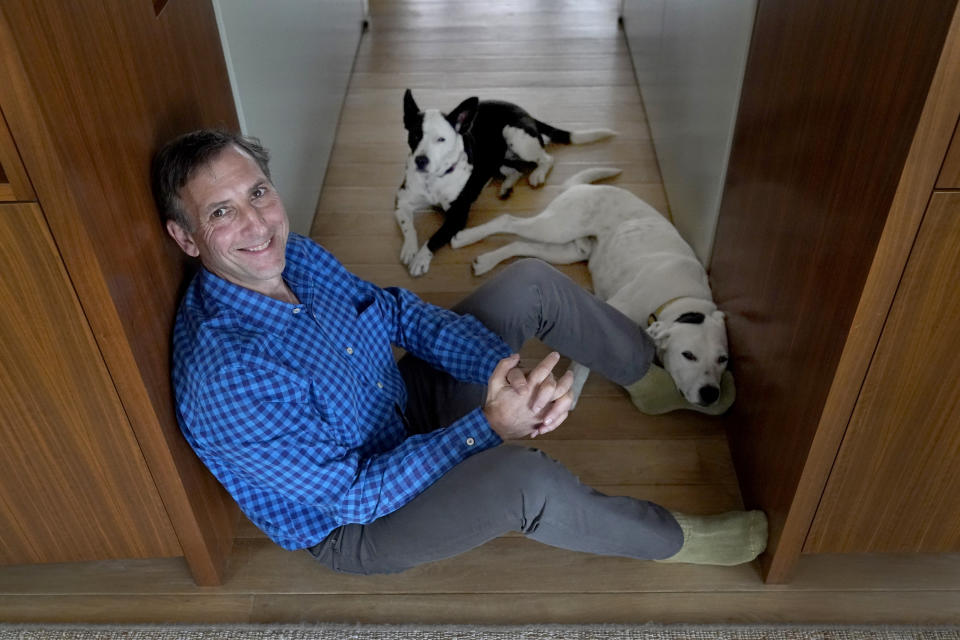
[[395, 89, 616, 276]]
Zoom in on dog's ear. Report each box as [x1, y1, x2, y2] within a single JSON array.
[[448, 96, 479, 133], [403, 89, 421, 129], [646, 321, 671, 349]]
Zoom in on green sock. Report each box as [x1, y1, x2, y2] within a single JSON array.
[[624, 364, 735, 415], [656, 510, 768, 566]]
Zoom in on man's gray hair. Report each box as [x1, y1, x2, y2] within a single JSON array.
[[151, 129, 271, 230]]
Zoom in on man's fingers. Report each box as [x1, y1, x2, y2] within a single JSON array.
[[527, 351, 561, 387], [487, 354, 520, 396], [506, 366, 528, 391], [540, 390, 574, 430], [530, 374, 556, 412], [553, 370, 574, 401]]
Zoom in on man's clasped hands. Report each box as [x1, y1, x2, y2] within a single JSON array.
[[482, 351, 575, 441]]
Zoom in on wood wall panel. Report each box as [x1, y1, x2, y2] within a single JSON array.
[[805, 192, 960, 553], [938, 118, 960, 188], [709, 0, 958, 581], [0, 1, 240, 583], [0, 107, 33, 201], [0, 203, 180, 563]]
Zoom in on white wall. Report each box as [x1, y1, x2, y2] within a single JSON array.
[[621, 0, 756, 265], [213, 0, 366, 235]]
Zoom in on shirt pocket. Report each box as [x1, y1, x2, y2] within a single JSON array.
[[351, 301, 395, 372]]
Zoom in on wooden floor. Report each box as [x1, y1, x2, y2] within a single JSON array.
[[3, 0, 960, 626]]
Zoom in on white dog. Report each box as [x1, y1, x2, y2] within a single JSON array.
[[451, 168, 729, 407]]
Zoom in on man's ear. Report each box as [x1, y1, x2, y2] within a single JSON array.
[[166, 219, 200, 258], [448, 96, 479, 133], [403, 89, 420, 130], [645, 321, 671, 348]]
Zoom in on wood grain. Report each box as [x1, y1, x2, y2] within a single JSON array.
[[0, 1, 239, 583], [709, 0, 960, 582], [0, 106, 33, 201], [806, 192, 960, 552], [0, 203, 180, 562], [938, 117, 960, 188]]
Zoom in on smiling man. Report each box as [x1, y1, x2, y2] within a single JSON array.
[[152, 129, 767, 575]]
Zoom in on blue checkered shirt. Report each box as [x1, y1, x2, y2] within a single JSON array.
[[171, 233, 510, 549]]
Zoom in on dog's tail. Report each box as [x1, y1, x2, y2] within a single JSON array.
[[561, 167, 623, 190], [536, 120, 618, 145]]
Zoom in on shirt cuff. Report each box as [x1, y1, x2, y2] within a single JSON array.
[[452, 406, 502, 451]]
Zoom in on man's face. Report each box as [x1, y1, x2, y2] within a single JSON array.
[[167, 145, 289, 296]]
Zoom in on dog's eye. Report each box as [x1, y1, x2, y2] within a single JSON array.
[[682, 351, 697, 361], [437, 137, 446, 142], [717, 355, 728, 364]]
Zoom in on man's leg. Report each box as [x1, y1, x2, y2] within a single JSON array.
[[452, 258, 654, 385], [308, 445, 683, 575], [372, 259, 765, 574], [399, 257, 654, 433]]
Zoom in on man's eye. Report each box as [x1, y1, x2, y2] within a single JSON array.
[[718, 355, 728, 364], [211, 208, 227, 219], [682, 351, 697, 361], [252, 187, 267, 198]]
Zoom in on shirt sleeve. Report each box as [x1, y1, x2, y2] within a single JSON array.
[[305, 239, 511, 384], [191, 364, 501, 525], [375, 285, 512, 384]]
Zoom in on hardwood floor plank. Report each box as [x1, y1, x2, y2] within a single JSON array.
[[353, 55, 636, 74], [349, 69, 638, 90], [226, 538, 766, 595], [249, 592, 960, 625], [356, 38, 629, 60], [0, 595, 254, 624]]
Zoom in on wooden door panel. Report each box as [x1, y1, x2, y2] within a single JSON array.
[[0, 107, 33, 201], [806, 192, 960, 552], [0, 203, 180, 564]]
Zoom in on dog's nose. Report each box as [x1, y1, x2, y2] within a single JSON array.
[[415, 155, 429, 171], [698, 385, 720, 405]]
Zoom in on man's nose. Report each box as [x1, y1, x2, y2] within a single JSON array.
[[239, 203, 268, 230]]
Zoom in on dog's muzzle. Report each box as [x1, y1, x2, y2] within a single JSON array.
[[698, 385, 720, 405]]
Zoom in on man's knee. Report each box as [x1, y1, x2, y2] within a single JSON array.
[[500, 258, 564, 291], [479, 445, 572, 496]]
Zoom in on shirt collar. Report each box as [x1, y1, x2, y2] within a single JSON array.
[[194, 263, 302, 330]]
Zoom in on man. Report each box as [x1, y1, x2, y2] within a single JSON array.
[[153, 129, 766, 575]]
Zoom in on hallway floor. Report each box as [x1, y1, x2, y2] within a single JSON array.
[[1, 0, 959, 625]]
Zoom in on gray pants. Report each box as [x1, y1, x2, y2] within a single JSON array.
[[309, 259, 682, 574]]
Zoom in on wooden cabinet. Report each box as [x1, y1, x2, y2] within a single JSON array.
[[709, 0, 960, 582], [806, 191, 960, 553], [0, 1, 240, 584]]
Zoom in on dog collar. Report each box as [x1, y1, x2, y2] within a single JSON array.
[[442, 151, 467, 176], [647, 297, 685, 326]]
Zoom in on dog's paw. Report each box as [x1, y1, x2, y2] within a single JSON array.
[[408, 246, 433, 277], [400, 238, 419, 265], [528, 167, 549, 188], [450, 230, 475, 249], [472, 252, 499, 276]]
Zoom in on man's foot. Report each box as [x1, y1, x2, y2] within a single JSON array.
[[656, 510, 767, 566]]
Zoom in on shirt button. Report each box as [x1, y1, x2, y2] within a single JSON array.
[[345, 347, 354, 355], [466, 437, 475, 446], [292, 308, 301, 314], [376, 382, 383, 389]]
